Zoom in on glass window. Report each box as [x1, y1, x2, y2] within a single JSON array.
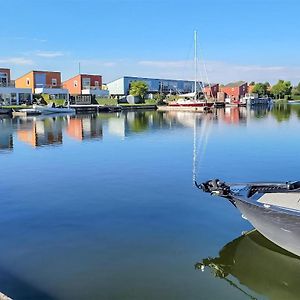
[[52, 78, 57, 86], [26, 78, 30, 86], [82, 78, 91, 89], [95, 81, 99, 87], [74, 80, 78, 87]]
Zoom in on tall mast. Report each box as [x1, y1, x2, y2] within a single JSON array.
[[194, 30, 197, 101]]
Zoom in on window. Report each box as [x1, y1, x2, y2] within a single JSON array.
[[74, 80, 78, 87], [26, 78, 30, 86], [82, 78, 91, 89], [95, 81, 99, 87], [52, 78, 57, 86]]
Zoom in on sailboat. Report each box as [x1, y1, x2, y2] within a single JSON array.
[[169, 31, 214, 109]]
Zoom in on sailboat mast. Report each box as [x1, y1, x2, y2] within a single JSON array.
[[194, 30, 197, 101]]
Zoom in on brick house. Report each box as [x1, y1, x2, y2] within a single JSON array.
[[220, 81, 248, 102]]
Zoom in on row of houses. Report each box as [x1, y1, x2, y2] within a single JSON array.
[[0, 68, 109, 105], [0, 66, 252, 105]]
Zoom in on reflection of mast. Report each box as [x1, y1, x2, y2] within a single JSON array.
[[193, 114, 212, 184], [194, 30, 197, 101]]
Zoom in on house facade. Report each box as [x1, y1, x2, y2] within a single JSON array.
[[15, 70, 68, 100], [63, 74, 108, 97], [0, 68, 32, 105], [220, 81, 248, 102], [203, 84, 219, 99], [107, 76, 200, 97]]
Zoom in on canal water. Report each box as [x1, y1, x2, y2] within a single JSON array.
[[1, 105, 300, 300]]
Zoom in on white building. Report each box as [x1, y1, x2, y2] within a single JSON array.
[[107, 76, 201, 97], [0, 87, 32, 105]]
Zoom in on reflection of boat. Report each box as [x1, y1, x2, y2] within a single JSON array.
[[33, 104, 75, 115], [198, 179, 300, 257], [196, 230, 300, 300]]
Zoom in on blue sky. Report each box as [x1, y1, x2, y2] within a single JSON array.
[[1, 0, 300, 84]]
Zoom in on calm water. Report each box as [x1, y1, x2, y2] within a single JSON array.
[[1, 105, 300, 300]]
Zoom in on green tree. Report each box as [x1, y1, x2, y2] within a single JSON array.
[[292, 82, 300, 96], [271, 80, 292, 99], [252, 83, 268, 96], [129, 81, 148, 100]]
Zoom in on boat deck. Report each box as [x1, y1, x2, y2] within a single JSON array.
[[258, 192, 300, 211]]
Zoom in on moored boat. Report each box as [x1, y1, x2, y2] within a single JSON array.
[[33, 104, 76, 115], [197, 179, 300, 257]]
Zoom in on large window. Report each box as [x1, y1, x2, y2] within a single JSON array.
[[0, 72, 8, 87], [19, 93, 32, 104], [82, 78, 91, 89]]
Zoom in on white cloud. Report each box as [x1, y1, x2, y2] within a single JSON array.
[[136, 59, 300, 84], [35, 51, 64, 58], [0, 57, 34, 65]]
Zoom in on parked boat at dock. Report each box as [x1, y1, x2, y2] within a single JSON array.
[[198, 179, 300, 257], [33, 104, 76, 115]]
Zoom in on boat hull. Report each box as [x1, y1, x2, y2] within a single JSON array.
[[169, 102, 214, 107], [235, 197, 300, 257], [33, 105, 76, 115]]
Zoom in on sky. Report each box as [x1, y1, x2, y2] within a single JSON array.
[[1, 0, 300, 84]]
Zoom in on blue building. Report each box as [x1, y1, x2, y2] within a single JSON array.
[[107, 76, 202, 97]]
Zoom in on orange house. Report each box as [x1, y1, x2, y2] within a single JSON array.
[[0, 68, 11, 87], [63, 74, 102, 95], [15, 70, 62, 93]]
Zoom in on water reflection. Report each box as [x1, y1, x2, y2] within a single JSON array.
[[67, 115, 102, 141], [1, 104, 300, 153], [0, 117, 13, 151], [196, 230, 300, 300]]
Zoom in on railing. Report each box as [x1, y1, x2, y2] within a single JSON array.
[[35, 84, 63, 89]]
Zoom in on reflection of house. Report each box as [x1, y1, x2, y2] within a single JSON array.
[[0, 68, 32, 105], [108, 117, 126, 138], [63, 74, 108, 98], [107, 76, 200, 97], [17, 121, 63, 147], [67, 117, 102, 141], [15, 70, 68, 100], [220, 107, 247, 124], [0, 119, 13, 150], [220, 81, 248, 102]]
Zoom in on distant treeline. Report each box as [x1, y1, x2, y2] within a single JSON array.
[[250, 80, 300, 99]]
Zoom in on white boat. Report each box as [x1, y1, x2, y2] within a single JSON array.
[[198, 179, 300, 257], [33, 104, 76, 115]]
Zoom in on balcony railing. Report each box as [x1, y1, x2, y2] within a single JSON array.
[[35, 84, 63, 89]]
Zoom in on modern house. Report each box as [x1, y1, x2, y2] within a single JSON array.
[[107, 76, 200, 97], [0, 68, 32, 105], [15, 70, 68, 101], [220, 81, 248, 102], [63, 74, 109, 98]]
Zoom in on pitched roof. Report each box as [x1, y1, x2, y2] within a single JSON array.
[[225, 81, 247, 87]]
